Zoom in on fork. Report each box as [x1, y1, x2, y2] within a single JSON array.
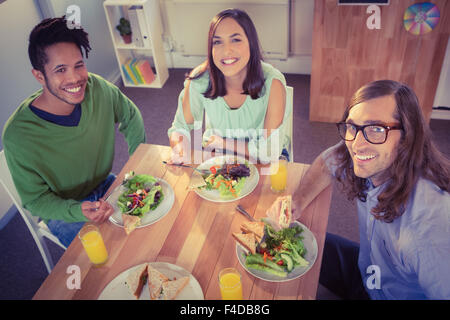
[[236, 205, 255, 222], [162, 161, 211, 175]]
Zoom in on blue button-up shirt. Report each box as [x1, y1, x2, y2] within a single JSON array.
[[323, 143, 450, 299]]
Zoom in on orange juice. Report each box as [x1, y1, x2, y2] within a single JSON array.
[[79, 225, 108, 265], [270, 159, 288, 192], [219, 268, 243, 300]]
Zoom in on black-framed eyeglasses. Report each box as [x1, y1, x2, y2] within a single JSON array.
[[336, 122, 403, 144]]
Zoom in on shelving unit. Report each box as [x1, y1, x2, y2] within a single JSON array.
[[103, 0, 168, 88]]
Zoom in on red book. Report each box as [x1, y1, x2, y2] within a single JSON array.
[[136, 60, 155, 84]]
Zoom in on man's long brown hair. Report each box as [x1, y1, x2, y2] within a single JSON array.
[[334, 80, 450, 223]]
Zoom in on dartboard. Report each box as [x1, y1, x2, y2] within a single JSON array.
[[403, 2, 440, 35]]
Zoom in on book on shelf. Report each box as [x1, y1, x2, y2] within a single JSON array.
[[122, 58, 139, 84], [121, 58, 155, 85], [132, 60, 146, 84], [123, 59, 137, 84], [130, 59, 144, 84], [135, 60, 155, 84], [128, 5, 151, 48], [121, 65, 133, 84]]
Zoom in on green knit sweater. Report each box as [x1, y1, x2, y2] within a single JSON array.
[[2, 73, 146, 223]]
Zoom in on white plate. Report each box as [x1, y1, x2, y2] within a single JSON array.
[[236, 221, 318, 282], [193, 155, 259, 203], [107, 178, 174, 229], [98, 262, 204, 300]]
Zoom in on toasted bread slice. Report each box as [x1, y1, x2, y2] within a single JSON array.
[[161, 276, 190, 300], [240, 221, 265, 242], [126, 263, 148, 299], [147, 265, 169, 300], [122, 214, 141, 235], [232, 232, 256, 254]]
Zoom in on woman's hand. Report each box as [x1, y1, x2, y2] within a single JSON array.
[[169, 132, 189, 164], [203, 135, 225, 152], [169, 141, 186, 164]]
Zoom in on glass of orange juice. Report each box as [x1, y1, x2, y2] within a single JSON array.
[[218, 267, 243, 300], [78, 224, 108, 266], [270, 155, 288, 192]]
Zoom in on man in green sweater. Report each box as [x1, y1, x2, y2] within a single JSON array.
[[2, 17, 146, 247]]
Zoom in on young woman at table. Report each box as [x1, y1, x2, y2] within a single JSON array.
[[167, 8, 291, 164]]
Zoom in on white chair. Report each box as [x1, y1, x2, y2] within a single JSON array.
[[285, 86, 294, 162], [0, 150, 66, 274]]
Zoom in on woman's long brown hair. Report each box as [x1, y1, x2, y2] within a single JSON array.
[[188, 8, 264, 99], [334, 80, 450, 222]]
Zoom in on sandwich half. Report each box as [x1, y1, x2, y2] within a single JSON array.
[[126, 263, 148, 299], [240, 221, 265, 242], [147, 265, 169, 300], [278, 195, 292, 229], [161, 276, 190, 300], [122, 214, 141, 235], [232, 232, 257, 254], [265, 195, 292, 230]]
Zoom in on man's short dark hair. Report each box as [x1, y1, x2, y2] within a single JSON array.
[[28, 16, 91, 73]]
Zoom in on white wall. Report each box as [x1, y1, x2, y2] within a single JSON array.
[[160, 0, 314, 74], [0, 0, 43, 222], [291, 0, 314, 56], [0, 0, 119, 222], [0, 0, 42, 150], [164, 0, 290, 59], [433, 36, 450, 109]]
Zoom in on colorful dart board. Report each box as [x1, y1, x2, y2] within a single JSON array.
[[404, 2, 440, 35]]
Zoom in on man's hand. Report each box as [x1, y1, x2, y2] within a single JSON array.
[[81, 200, 114, 223], [291, 200, 301, 220]]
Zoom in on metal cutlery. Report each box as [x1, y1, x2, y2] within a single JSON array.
[[162, 161, 211, 175], [236, 205, 255, 222]]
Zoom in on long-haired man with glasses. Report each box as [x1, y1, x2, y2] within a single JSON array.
[[291, 80, 449, 299]]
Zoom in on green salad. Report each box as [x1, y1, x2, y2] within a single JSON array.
[[244, 223, 309, 277], [117, 173, 164, 216], [200, 163, 251, 198]]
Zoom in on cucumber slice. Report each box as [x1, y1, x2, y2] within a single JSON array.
[[280, 253, 294, 272], [245, 263, 288, 278]]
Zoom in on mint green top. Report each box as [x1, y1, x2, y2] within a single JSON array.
[[2, 73, 146, 223], [168, 62, 291, 161]]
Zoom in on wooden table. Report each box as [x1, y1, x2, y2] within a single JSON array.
[[33, 144, 332, 300]]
